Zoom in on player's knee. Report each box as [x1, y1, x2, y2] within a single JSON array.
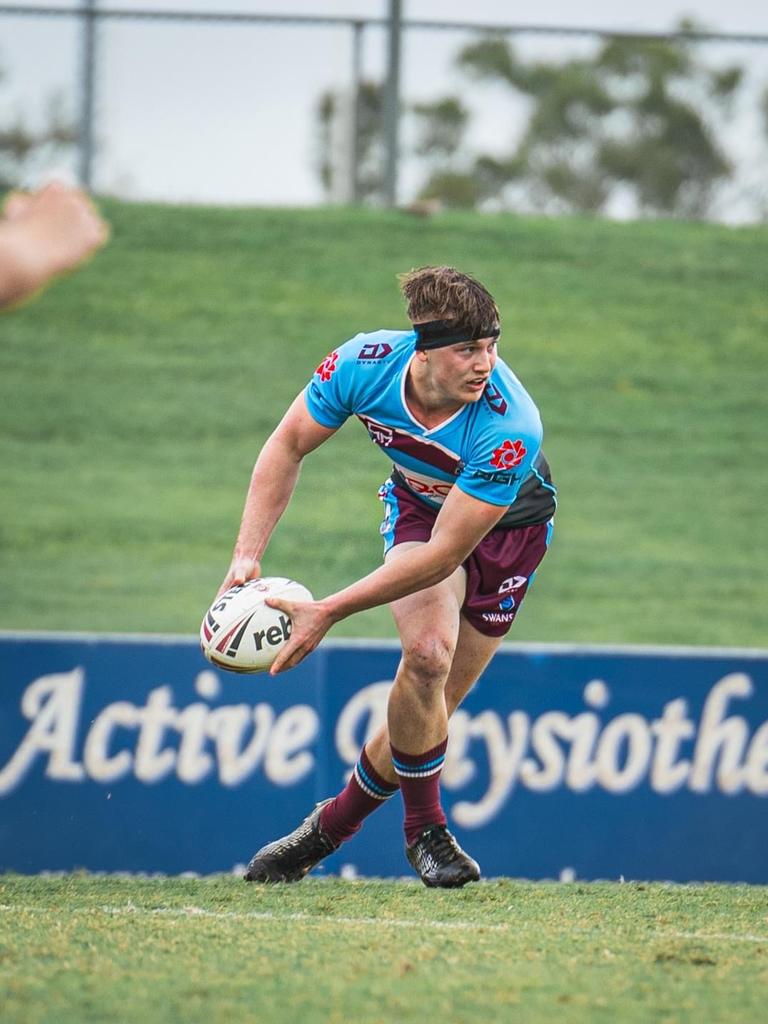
[[400, 635, 454, 692]]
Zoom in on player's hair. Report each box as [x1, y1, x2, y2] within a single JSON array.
[[398, 265, 500, 336]]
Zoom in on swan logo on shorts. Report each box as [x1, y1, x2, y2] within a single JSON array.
[[315, 351, 339, 382], [490, 438, 527, 470], [498, 575, 526, 611]]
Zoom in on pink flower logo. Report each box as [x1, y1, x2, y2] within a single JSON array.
[[490, 438, 527, 470], [315, 351, 339, 382]]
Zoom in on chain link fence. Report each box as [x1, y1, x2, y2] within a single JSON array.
[[1, 2, 767, 220]]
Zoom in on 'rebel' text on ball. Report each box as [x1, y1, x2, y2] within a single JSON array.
[[199, 577, 313, 674]]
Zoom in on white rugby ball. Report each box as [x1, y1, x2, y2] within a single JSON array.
[[200, 577, 313, 673]]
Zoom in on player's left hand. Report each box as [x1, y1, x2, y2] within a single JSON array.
[[265, 596, 335, 674]]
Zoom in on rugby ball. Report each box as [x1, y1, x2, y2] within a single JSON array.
[[200, 577, 313, 673]]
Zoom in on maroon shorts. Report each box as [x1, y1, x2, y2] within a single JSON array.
[[378, 478, 553, 638]]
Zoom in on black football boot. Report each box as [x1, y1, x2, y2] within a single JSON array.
[[405, 824, 481, 888], [244, 799, 339, 883]]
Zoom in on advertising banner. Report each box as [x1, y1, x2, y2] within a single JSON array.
[[1, 632, 766, 882]]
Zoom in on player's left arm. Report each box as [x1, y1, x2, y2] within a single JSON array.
[[267, 486, 507, 673]]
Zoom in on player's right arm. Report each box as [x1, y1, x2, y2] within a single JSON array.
[[219, 336, 360, 593], [218, 394, 337, 593]]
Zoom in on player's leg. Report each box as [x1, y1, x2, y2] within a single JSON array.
[[445, 614, 504, 716], [361, 591, 503, 781], [361, 521, 549, 886], [242, 607, 503, 886], [242, 493, 550, 884], [318, 580, 502, 874], [320, 542, 464, 842], [373, 542, 483, 886], [386, 556, 513, 886], [243, 555, 506, 885], [382, 541, 464, 833], [242, 548, 465, 884]]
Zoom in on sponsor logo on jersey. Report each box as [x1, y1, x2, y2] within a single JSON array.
[[315, 351, 339, 382], [483, 382, 508, 415], [491, 438, 527, 470], [357, 342, 393, 361], [471, 468, 520, 486], [399, 473, 453, 499]]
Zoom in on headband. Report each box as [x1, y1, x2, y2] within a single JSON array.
[[413, 319, 500, 351]]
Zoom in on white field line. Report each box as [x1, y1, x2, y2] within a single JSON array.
[[0, 903, 767, 943], [0, 904, 508, 933], [669, 931, 768, 944]]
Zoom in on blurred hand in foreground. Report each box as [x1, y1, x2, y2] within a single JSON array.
[[0, 181, 109, 310]]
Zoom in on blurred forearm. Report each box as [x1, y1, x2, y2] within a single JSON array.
[[0, 183, 108, 310]]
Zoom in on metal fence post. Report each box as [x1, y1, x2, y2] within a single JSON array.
[[351, 20, 364, 204], [78, 0, 97, 188], [382, 0, 401, 208]]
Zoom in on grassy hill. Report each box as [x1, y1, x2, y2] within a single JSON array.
[[0, 203, 765, 646]]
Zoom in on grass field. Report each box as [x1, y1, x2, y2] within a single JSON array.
[[1, 874, 766, 1023], [1, 203, 766, 645], [2, 206, 766, 1024]]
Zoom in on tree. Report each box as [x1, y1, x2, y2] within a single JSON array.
[[409, 96, 482, 209], [0, 64, 77, 191], [313, 26, 747, 220], [316, 81, 385, 203], [316, 83, 479, 207], [443, 27, 743, 218]]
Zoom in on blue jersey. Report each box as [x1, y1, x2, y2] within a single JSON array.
[[304, 329, 556, 526]]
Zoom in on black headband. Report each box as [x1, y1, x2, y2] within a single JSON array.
[[413, 319, 500, 351]]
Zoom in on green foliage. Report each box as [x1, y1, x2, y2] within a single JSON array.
[[459, 36, 536, 91], [0, 203, 766, 646], [315, 30, 749, 219], [417, 170, 480, 210], [411, 97, 469, 160], [1, 874, 767, 1023], [316, 81, 384, 202], [454, 30, 742, 218], [0, 62, 77, 189], [317, 85, 476, 207]]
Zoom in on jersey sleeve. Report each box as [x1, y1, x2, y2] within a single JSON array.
[[456, 422, 542, 507], [303, 335, 363, 429]]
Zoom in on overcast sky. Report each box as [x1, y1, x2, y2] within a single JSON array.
[[2, 1, 766, 212]]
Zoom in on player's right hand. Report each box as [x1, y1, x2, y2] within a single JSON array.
[[217, 555, 261, 597]]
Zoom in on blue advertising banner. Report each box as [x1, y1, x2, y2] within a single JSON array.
[[1, 632, 767, 883]]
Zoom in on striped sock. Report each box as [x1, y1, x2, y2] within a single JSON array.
[[391, 738, 448, 847], [319, 746, 398, 846]]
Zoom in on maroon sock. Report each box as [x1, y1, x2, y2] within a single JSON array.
[[319, 746, 399, 846], [391, 739, 448, 847]]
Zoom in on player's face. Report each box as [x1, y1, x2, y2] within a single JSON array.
[[430, 336, 498, 404]]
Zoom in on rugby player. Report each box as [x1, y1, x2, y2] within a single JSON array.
[[218, 266, 556, 887]]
